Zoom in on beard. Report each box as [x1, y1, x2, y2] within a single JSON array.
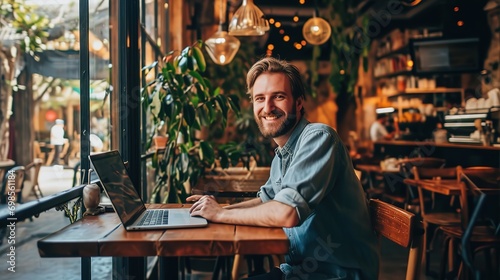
[[255, 106, 298, 138]]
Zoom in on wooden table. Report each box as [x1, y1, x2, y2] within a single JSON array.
[[404, 178, 499, 196], [37, 204, 288, 279], [403, 178, 463, 196], [356, 164, 402, 190]]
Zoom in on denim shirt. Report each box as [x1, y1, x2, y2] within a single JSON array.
[[258, 118, 380, 280]]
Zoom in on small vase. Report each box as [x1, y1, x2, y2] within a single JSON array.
[[154, 136, 168, 149], [83, 183, 100, 210]]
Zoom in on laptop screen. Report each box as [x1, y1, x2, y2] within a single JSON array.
[[89, 150, 145, 226]]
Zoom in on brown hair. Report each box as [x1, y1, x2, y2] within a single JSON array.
[[246, 57, 306, 107]]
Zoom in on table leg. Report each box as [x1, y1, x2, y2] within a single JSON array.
[[81, 257, 91, 280], [159, 256, 179, 280], [112, 257, 146, 279]]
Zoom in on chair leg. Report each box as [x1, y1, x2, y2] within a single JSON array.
[[232, 254, 242, 280], [440, 236, 452, 279], [422, 223, 430, 275]]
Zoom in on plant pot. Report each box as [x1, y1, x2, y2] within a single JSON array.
[[153, 136, 168, 149]]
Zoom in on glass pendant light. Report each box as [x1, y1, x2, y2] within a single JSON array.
[[228, 0, 270, 36], [302, 2, 331, 45], [205, 0, 240, 65]]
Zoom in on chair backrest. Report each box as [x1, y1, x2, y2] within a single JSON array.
[[25, 158, 43, 183], [399, 157, 446, 179], [397, 157, 446, 203], [33, 141, 43, 161], [458, 167, 500, 278], [369, 199, 424, 280], [398, 157, 446, 170], [459, 167, 500, 230], [411, 165, 461, 216], [25, 158, 43, 196], [1, 166, 26, 203]]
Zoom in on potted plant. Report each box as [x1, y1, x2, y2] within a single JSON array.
[[153, 120, 168, 149], [141, 40, 241, 203]]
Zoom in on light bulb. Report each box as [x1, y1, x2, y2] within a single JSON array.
[[228, 0, 269, 36], [205, 30, 240, 65], [302, 17, 331, 45]]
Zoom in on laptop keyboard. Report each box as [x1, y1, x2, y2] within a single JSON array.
[[137, 209, 169, 226]]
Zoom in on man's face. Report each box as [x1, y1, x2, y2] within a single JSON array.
[[251, 73, 303, 140]]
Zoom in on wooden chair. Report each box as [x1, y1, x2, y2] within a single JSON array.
[[369, 199, 424, 280], [410, 165, 462, 276], [382, 157, 445, 209], [25, 158, 44, 199], [439, 167, 500, 279]]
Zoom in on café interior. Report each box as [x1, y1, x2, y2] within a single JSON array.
[[1, 0, 500, 279]]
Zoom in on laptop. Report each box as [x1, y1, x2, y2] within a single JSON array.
[[88, 150, 207, 230]]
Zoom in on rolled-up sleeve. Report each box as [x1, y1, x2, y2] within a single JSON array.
[[274, 128, 338, 223]]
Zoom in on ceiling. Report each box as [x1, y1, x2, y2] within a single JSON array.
[[238, 0, 489, 60]]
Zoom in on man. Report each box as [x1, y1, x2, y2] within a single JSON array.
[[50, 119, 66, 165], [369, 114, 395, 141], [188, 57, 380, 279]]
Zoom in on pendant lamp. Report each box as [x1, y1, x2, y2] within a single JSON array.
[[302, 2, 331, 45], [228, 0, 269, 36], [205, 0, 241, 65]]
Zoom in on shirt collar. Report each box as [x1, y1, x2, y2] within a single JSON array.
[[276, 117, 310, 157]]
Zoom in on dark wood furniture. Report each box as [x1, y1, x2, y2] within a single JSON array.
[[369, 199, 424, 280], [409, 165, 462, 276], [439, 168, 500, 280], [373, 140, 500, 168], [37, 203, 289, 280]]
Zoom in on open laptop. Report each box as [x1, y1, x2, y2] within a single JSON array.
[[89, 150, 207, 230]]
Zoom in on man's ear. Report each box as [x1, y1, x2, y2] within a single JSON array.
[[296, 96, 304, 111]]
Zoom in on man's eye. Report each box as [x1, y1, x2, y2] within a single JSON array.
[[254, 97, 264, 102], [275, 95, 285, 100]]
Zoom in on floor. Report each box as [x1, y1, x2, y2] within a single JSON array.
[[0, 165, 446, 279]]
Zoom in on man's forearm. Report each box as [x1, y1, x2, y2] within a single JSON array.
[[223, 197, 262, 209], [217, 200, 299, 228]]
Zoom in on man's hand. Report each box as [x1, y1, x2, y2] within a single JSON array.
[[189, 195, 223, 222], [185, 194, 205, 202]]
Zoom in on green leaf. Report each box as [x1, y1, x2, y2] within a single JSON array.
[[178, 56, 188, 73], [200, 141, 215, 164], [227, 95, 241, 116], [192, 46, 206, 72], [188, 70, 207, 88], [218, 150, 229, 169], [197, 106, 210, 126], [196, 84, 208, 103], [216, 95, 228, 120], [183, 104, 196, 126]]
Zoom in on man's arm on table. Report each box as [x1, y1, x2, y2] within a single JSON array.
[[189, 196, 299, 228]]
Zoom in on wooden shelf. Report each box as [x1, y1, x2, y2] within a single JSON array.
[[385, 87, 463, 98], [376, 46, 409, 60], [374, 70, 412, 80]]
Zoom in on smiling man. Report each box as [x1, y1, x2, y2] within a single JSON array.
[[188, 57, 380, 280]]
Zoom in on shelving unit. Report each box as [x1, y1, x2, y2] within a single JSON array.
[[388, 88, 465, 119], [374, 29, 465, 117], [376, 46, 409, 60]]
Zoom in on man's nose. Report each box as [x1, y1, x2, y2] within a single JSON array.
[[263, 98, 275, 113]]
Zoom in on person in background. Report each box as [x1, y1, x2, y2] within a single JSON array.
[[50, 119, 66, 165], [370, 113, 397, 141], [187, 57, 380, 279]]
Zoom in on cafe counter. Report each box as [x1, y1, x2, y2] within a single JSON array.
[[373, 140, 500, 167]]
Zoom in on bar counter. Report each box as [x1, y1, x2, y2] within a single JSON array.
[[373, 140, 500, 167]]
